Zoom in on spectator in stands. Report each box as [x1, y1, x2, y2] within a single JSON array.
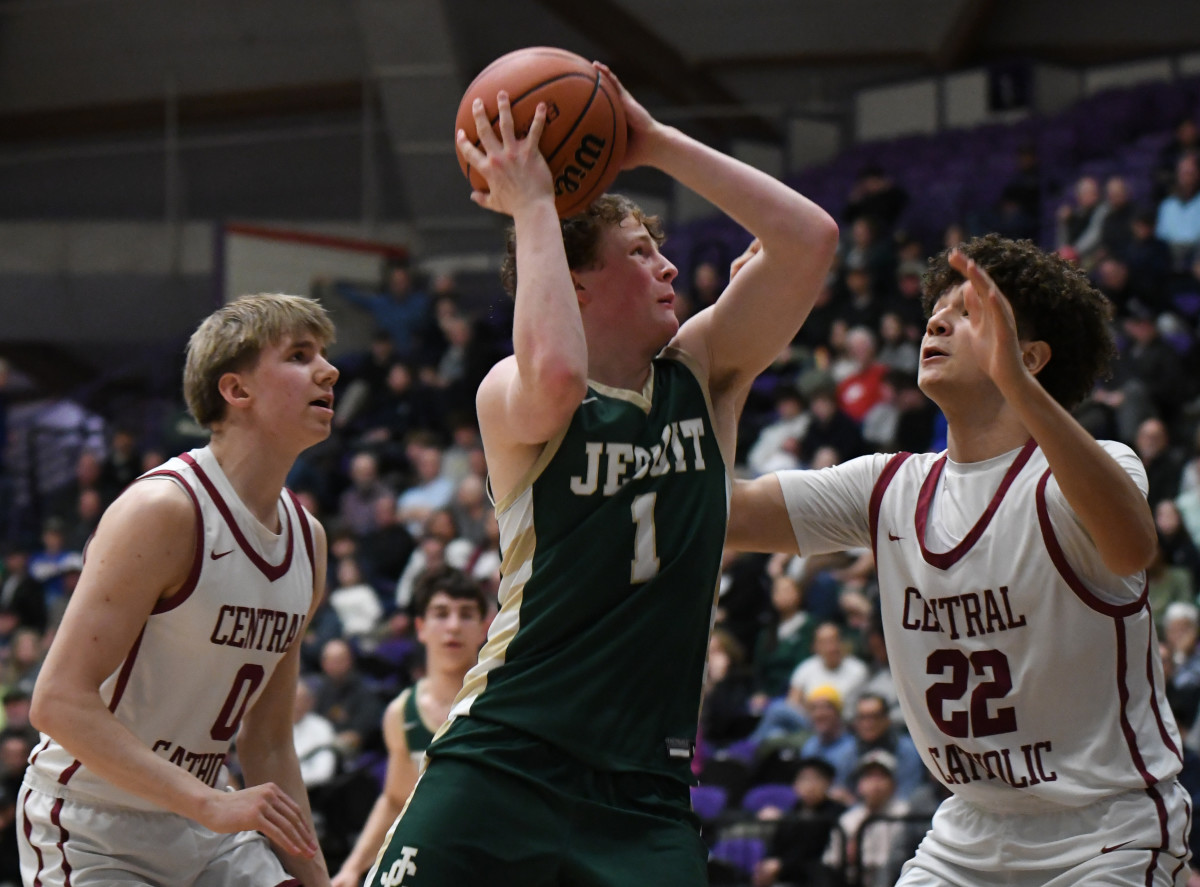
[[836, 261, 884, 332], [689, 258, 725, 311], [47, 449, 104, 526], [1136, 417, 1186, 509], [349, 360, 440, 463], [63, 487, 102, 553], [330, 259, 434, 362], [797, 685, 859, 795], [876, 311, 919, 375], [313, 637, 385, 759], [333, 330, 398, 433], [1157, 499, 1200, 589], [1154, 116, 1200, 202], [834, 327, 889, 424], [750, 623, 868, 745], [0, 543, 46, 634], [750, 574, 815, 714], [1098, 175, 1137, 262], [747, 385, 810, 476], [1125, 206, 1175, 313], [715, 549, 773, 658], [0, 725, 34, 883], [449, 473, 489, 547], [823, 749, 911, 887], [424, 305, 501, 418], [292, 677, 338, 790], [700, 626, 756, 752], [848, 693, 925, 801], [1148, 541, 1195, 634], [844, 163, 909, 235], [327, 556, 385, 643], [337, 450, 392, 538], [1055, 175, 1106, 268], [357, 493, 415, 598], [27, 517, 79, 616], [1, 628, 45, 698], [1156, 152, 1200, 272], [798, 385, 866, 466], [1092, 299, 1189, 442], [752, 756, 845, 887], [395, 434, 455, 536]]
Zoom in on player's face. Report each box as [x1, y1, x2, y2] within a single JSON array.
[[241, 332, 338, 446], [917, 284, 991, 397], [417, 592, 486, 669], [577, 215, 679, 348]]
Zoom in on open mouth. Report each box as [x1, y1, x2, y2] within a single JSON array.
[[921, 346, 947, 362], [310, 395, 334, 410]]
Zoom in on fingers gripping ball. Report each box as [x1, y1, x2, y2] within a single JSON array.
[[455, 47, 627, 217]]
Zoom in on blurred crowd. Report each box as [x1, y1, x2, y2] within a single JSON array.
[[0, 96, 1199, 887]]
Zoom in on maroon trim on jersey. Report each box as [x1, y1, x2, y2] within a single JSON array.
[[20, 786, 47, 886], [1034, 469, 1147, 618], [50, 797, 73, 885], [868, 452, 913, 561], [1144, 625, 1184, 762], [274, 880, 302, 887], [28, 734, 51, 766], [286, 489, 316, 583], [108, 625, 145, 715], [139, 469, 205, 615], [180, 453, 294, 581], [1116, 622, 1166, 788], [914, 438, 1036, 569]]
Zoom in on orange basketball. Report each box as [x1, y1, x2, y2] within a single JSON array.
[[454, 47, 627, 218]]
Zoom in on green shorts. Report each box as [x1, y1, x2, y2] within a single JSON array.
[[365, 720, 707, 887]]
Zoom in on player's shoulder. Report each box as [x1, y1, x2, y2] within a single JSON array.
[[105, 474, 196, 528]]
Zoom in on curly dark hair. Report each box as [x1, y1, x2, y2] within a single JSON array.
[[499, 194, 665, 299], [921, 234, 1116, 409]]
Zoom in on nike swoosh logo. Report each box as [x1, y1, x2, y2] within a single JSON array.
[[210, 549, 234, 560], [1100, 839, 1135, 853], [888, 532, 903, 542], [581, 396, 599, 404]]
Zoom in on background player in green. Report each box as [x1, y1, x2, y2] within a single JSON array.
[[331, 568, 488, 887], [366, 62, 838, 886]]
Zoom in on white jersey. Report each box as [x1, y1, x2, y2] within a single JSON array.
[[778, 440, 1183, 816], [27, 446, 316, 811]]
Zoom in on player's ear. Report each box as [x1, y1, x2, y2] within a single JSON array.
[[217, 371, 253, 411], [1022, 340, 1051, 376], [571, 272, 591, 305]]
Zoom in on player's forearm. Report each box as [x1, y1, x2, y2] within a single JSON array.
[[1006, 374, 1156, 575], [31, 689, 219, 815], [641, 125, 835, 252], [241, 741, 330, 886], [510, 197, 588, 393]]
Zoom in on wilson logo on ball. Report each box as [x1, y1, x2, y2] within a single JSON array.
[[555, 134, 607, 196]]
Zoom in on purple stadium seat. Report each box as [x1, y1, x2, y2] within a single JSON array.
[[741, 782, 797, 814], [709, 837, 767, 875], [1172, 292, 1200, 320], [690, 784, 729, 822]]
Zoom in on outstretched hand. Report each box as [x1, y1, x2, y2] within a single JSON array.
[[948, 249, 1030, 393], [196, 782, 318, 860], [593, 62, 666, 170], [455, 92, 552, 216]]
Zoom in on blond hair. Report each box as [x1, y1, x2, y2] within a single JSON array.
[[184, 293, 335, 427]]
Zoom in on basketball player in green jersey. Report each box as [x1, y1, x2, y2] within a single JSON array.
[[366, 63, 838, 887], [331, 568, 488, 887]]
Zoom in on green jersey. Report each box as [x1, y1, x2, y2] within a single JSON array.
[[435, 349, 730, 783], [399, 681, 436, 766]]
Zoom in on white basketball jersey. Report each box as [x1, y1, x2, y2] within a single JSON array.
[[868, 440, 1182, 814], [28, 447, 315, 811]]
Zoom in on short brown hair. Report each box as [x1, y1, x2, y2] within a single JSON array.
[[499, 194, 665, 299], [921, 234, 1116, 409], [184, 293, 335, 427]]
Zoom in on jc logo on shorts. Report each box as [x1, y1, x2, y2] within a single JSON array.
[[379, 846, 419, 886]]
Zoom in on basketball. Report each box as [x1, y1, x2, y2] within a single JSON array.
[[454, 47, 627, 218]]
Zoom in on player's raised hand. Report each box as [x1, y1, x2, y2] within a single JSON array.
[[196, 781, 318, 859], [455, 91, 552, 216], [949, 249, 1031, 394], [593, 62, 667, 170]]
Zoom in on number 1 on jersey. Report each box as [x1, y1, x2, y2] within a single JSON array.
[[630, 492, 660, 583]]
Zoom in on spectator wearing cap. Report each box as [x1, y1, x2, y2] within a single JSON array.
[[849, 693, 926, 801], [796, 685, 859, 795], [752, 756, 846, 887], [823, 749, 911, 887]]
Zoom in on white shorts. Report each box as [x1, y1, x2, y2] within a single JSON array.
[[897, 780, 1192, 887], [18, 776, 298, 887]]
